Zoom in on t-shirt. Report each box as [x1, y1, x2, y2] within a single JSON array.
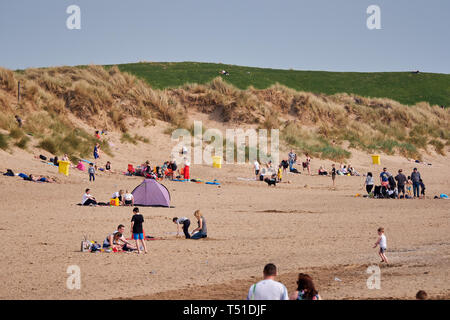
[[395, 174, 407, 186], [176, 217, 188, 224], [131, 214, 144, 234], [366, 176, 374, 185], [82, 193, 90, 205], [380, 172, 389, 182], [88, 166, 95, 174], [288, 152, 296, 162], [247, 279, 289, 300], [254, 161, 260, 171], [124, 193, 134, 201], [380, 234, 387, 249], [411, 172, 421, 183]]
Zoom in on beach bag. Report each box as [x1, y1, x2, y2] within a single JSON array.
[[81, 239, 91, 252]]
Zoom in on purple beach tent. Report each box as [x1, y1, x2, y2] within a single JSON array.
[[131, 179, 171, 207]]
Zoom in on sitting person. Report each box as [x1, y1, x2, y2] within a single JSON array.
[[111, 190, 125, 205], [123, 190, 134, 206], [289, 273, 321, 300], [190, 210, 207, 239], [318, 166, 328, 176], [82, 188, 97, 206], [105, 161, 111, 171], [264, 173, 278, 186], [103, 224, 136, 251]]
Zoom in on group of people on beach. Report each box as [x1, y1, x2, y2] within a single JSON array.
[[364, 167, 425, 199], [127, 157, 191, 181], [98, 209, 208, 255]]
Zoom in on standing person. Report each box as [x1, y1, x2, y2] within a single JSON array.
[[373, 227, 388, 264], [88, 163, 96, 182], [288, 149, 297, 172], [93, 143, 100, 160], [183, 157, 190, 180], [411, 168, 421, 198], [190, 210, 207, 239], [419, 179, 426, 198], [247, 263, 289, 300], [15, 115, 23, 128], [172, 216, 191, 239], [305, 153, 311, 175], [395, 169, 407, 199], [331, 164, 336, 187], [254, 160, 260, 179], [280, 159, 288, 174], [130, 208, 147, 254], [289, 273, 321, 300], [123, 190, 134, 206], [406, 176, 413, 197], [82, 188, 97, 206], [379, 168, 390, 188], [364, 172, 374, 194]]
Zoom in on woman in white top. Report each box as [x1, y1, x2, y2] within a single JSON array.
[[364, 172, 374, 194], [123, 190, 134, 206]]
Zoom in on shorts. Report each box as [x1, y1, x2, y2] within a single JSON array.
[[133, 233, 144, 240], [398, 185, 405, 194], [255, 170, 260, 176], [380, 247, 387, 254], [381, 181, 389, 187], [125, 200, 132, 205]]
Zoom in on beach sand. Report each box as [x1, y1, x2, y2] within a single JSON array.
[[0, 124, 449, 300]]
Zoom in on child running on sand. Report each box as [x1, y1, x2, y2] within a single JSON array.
[[131, 208, 147, 254], [373, 227, 388, 264]]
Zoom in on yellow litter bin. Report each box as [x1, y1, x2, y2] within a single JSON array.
[[372, 155, 381, 165], [58, 161, 70, 176], [212, 156, 222, 168]]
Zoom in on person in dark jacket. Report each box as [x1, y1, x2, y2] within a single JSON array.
[[411, 168, 421, 198], [395, 169, 407, 198]]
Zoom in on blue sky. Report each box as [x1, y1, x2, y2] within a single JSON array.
[[0, 0, 449, 73]]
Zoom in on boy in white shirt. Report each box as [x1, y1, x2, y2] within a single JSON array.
[[373, 227, 389, 263]]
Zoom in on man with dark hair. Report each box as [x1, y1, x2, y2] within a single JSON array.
[[247, 263, 288, 300], [411, 168, 421, 198], [82, 188, 97, 206], [395, 169, 407, 198], [416, 290, 428, 300], [103, 224, 136, 251]]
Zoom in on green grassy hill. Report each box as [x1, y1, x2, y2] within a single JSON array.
[[110, 62, 450, 107]]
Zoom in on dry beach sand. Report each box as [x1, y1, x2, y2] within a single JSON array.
[[0, 124, 449, 300]]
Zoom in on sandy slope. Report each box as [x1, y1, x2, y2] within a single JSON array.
[[0, 123, 449, 300]]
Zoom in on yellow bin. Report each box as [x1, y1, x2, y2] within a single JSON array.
[[372, 155, 381, 165], [58, 161, 70, 176], [212, 156, 222, 168]]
